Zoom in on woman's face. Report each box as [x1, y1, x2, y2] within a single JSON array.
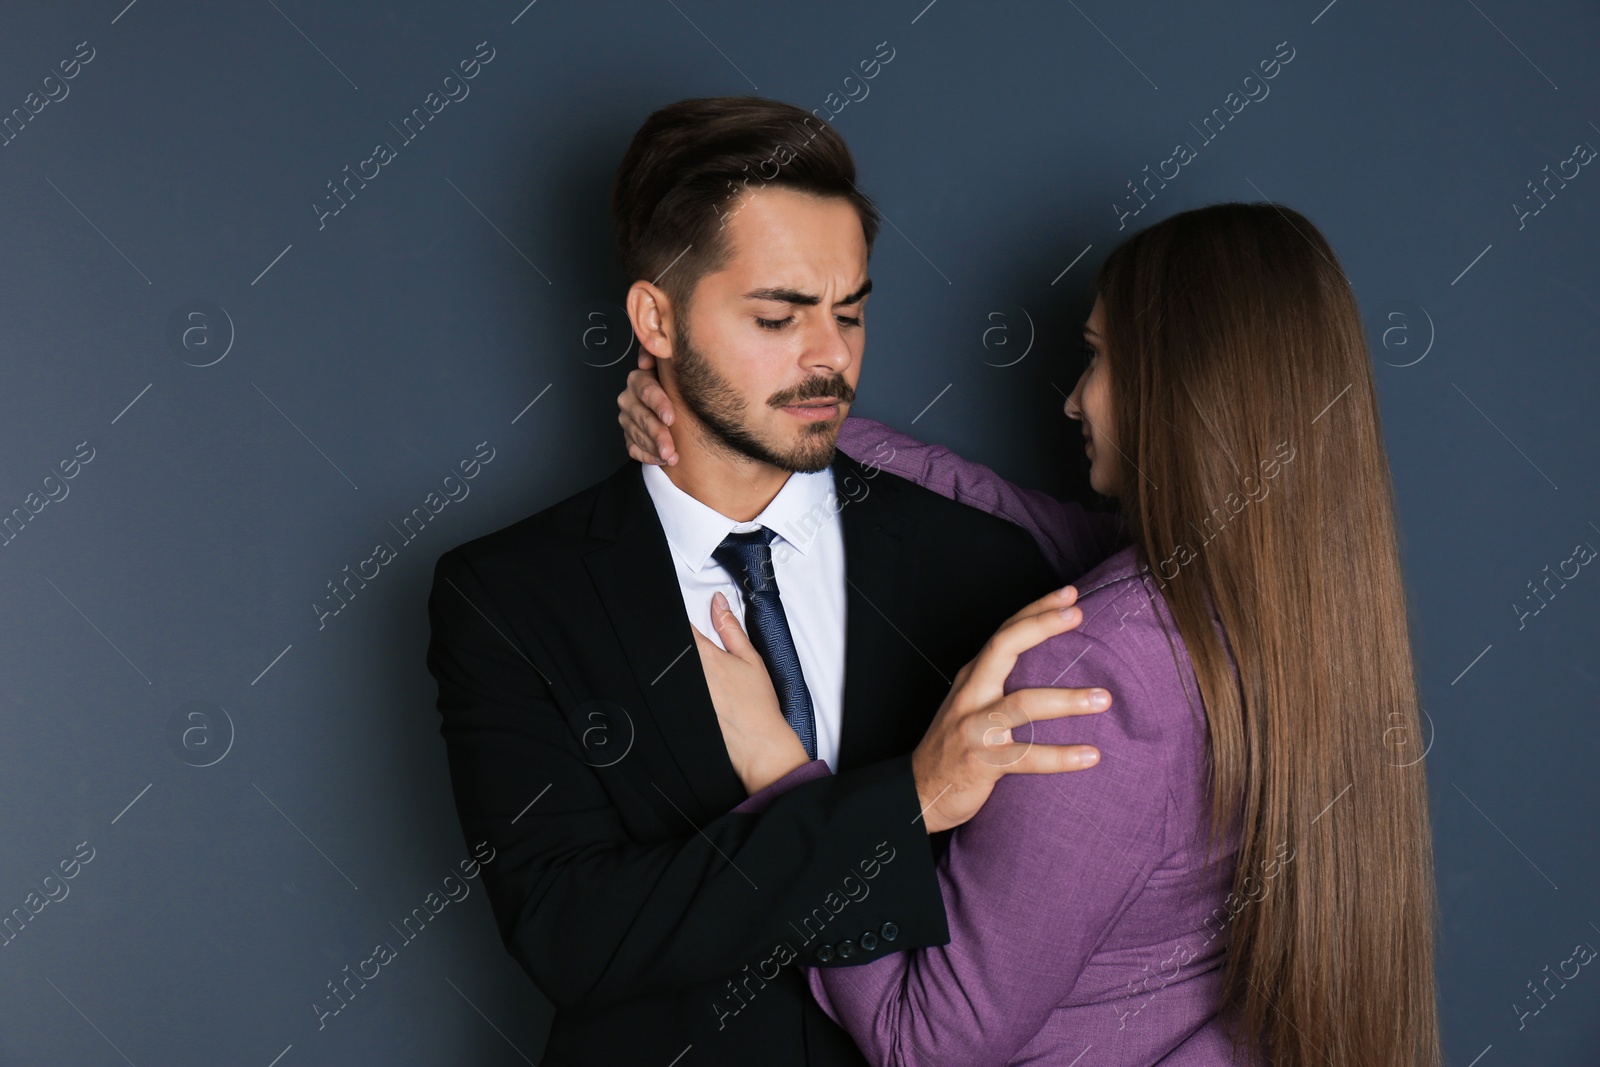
[[1065, 293, 1118, 496]]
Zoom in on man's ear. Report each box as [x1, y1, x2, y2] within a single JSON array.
[[625, 281, 676, 361]]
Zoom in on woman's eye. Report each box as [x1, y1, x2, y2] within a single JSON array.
[[756, 316, 794, 331], [1080, 341, 1097, 365]]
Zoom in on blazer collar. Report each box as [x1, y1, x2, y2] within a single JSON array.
[[581, 452, 918, 819], [640, 460, 838, 573]]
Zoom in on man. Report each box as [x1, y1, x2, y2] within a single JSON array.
[[426, 96, 1111, 1067]]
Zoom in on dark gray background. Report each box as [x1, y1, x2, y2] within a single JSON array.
[[1, 1, 1595, 1064]]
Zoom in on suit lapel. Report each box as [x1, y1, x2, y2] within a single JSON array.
[[833, 452, 933, 773], [583, 462, 747, 820]]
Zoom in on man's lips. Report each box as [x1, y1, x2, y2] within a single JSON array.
[[781, 398, 842, 421]]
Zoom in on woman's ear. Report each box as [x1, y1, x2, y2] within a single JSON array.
[[626, 281, 676, 362]]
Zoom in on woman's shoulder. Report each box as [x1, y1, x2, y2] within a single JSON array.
[[1003, 545, 1207, 753], [1068, 543, 1149, 602], [1041, 544, 1181, 664]]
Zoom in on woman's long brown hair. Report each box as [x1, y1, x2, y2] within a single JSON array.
[[1094, 202, 1440, 1066]]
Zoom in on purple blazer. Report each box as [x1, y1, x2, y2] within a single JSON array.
[[737, 417, 1259, 1066]]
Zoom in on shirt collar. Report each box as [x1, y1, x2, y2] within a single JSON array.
[[641, 461, 838, 573]]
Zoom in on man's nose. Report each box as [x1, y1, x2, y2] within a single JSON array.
[[805, 318, 854, 373]]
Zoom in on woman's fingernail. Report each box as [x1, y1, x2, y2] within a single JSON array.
[[1089, 688, 1110, 709], [1077, 749, 1100, 767], [1058, 607, 1081, 624]]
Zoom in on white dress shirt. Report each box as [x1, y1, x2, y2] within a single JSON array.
[[641, 461, 846, 771]]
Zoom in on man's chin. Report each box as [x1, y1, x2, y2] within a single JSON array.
[[780, 426, 840, 473], [791, 421, 846, 471], [702, 418, 838, 473], [788, 446, 837, 474]]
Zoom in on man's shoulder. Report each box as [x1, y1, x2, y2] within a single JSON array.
[[437, 459, 637, 575], [841, 451, 1045, 551]]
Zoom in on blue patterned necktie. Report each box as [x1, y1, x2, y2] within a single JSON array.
[[710, 526, 818, 760]]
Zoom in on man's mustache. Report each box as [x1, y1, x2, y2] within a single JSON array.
[[769, 376, 856, 407]]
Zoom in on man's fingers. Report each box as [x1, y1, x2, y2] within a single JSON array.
[[966, 688, 1109, 772], [989, 741, 1101, 774], [964, 605, 1084, 693], [1002, 685, 1112, 724], [995, 584, 1079, 630], [971, 687, 1108, 752], [960, 584, 1083, 690]]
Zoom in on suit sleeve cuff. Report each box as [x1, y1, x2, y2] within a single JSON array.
[[731, 759, 834, 814]]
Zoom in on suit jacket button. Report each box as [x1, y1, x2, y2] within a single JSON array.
[[837, 939, 854, 958], [816, 944, 834, 963], [880, 921, 899, 942], [860, 931, 879, 951]]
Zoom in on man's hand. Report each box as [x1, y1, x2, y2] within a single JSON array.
[[618, 350, 679, 466], [911, 586, 1110, 834]]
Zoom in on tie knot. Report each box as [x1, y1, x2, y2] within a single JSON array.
[[712, 526, 779, 593]]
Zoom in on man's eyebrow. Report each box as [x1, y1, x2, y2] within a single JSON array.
[[840, 278, 872, 305], [744, 287, 819, 306], [743, 278, 873, 307]]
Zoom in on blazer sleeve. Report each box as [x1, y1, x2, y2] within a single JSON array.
[[427, 548, 948, 1011], [805, 633, 1172, 1067], [731, 758, 835, 814], [835, 415, 1126, 583]]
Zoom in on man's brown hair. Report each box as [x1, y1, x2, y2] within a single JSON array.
[[611, 96, 878, 311]]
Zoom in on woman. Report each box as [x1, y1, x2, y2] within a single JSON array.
[[619, 202, 1441, 1066]]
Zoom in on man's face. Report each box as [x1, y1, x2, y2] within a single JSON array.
[[666, 186, 869, 473]]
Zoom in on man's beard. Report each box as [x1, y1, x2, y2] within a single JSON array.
[[670, 319, 855, 474]]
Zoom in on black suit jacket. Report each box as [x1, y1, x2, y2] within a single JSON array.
[[426, 451, 1059, 1066]]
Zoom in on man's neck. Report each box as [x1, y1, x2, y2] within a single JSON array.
[[658, 431, 795, 523]]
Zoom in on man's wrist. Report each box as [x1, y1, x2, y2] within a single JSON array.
[[909, 745, 944, 834], [912, 770, 951, 834]]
